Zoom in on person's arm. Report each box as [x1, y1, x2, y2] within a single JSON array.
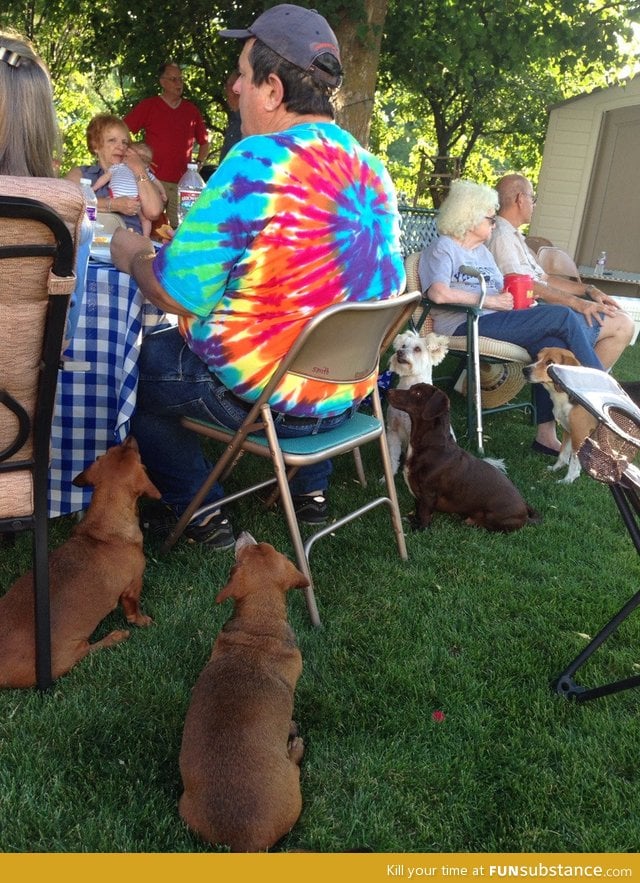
[[535, 274, 618, 325], [65, 167, 83, 185], [420, 238, 513, 310], [92, 170, 111, 191], [194, 109, 210, 169], [428, 281, 514, 310], [110, 228, 191, 316], [66, 166, 137, 215], [195, 140, 210, 169]]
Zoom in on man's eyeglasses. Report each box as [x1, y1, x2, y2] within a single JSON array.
[[485, 215, 497, 226], [522, 191, 537, 205], [162, 75, 183, 83]]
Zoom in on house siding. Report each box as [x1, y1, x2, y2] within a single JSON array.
[[530, 75, 640, 257]]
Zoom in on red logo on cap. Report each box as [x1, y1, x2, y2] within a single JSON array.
[[311, 41, 338, 52]]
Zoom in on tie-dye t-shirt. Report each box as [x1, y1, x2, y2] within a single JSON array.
[[153, 121, 405, 418]]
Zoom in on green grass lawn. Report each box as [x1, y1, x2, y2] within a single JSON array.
[[0, 343, 639, 853]]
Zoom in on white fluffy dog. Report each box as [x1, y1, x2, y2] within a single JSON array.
[[386, 329, 449, 474]]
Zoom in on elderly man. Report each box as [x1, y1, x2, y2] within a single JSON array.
[[489, 174, 633, 372], [111, 4, 405, 550]]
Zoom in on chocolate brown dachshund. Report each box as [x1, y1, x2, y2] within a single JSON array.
[[387, 383, 541, 532]]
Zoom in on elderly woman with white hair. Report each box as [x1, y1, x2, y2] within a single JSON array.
[[418, 179, 605, 455]]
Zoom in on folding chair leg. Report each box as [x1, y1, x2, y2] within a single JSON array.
[[554, 483, 640, 701], [374, 392, 408, 561], [33, 508, 52, 691], [261, 415, 322, 628], [352, 447, 367, 487]]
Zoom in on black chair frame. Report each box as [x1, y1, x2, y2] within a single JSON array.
[[0, 194, 75, 691], [548, 364, 640, 702]]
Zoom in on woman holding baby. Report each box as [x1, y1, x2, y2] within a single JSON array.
[[66, 113, 163, 234]]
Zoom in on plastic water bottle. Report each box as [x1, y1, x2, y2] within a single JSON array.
[[79, 177, 98, 241], [177, 163, 205, 224], [594, 251, 607, 277]]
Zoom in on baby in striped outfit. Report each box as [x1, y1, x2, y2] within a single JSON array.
[[93, 142, 166, 236]]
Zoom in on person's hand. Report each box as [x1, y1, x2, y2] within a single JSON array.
[[123, 145, 147, 177], [491, 291, 515, 311], [110, 195, 141, 217], [587, 287, 620, 309], [572, 296, 616, 326], [110, 227, 154, 276]]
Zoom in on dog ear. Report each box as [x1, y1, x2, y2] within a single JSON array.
[[287, 562, 310, 589], [216, 568, 246, 604], [138, 471, 162, 500], [425, 387, 449, 419], [72, 465, 93, 487]]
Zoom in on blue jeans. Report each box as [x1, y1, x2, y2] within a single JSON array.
[[131, 327, 351, 515], [453, 304, 604, 424]]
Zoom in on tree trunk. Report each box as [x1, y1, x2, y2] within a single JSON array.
[[333, 0, 389, 148]]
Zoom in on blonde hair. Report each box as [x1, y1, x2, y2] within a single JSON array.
[[436, 179, 499, 239], [0, 30, 60, 177]]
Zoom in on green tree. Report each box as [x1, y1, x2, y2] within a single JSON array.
[[3, 0, 640, 188], [380, 0, 637, 205]]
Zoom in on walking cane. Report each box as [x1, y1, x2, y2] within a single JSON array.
[[458, 264, 488, 455]]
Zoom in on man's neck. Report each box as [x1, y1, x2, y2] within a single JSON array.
[[263, 110, 332, 135], [161, 93, 182, 109], [498, 209, 523, 231]]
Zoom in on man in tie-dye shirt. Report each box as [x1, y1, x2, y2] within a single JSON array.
[[112, 4, 405, 550]]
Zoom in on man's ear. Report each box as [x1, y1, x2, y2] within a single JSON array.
[[264, 72, 285, 111]]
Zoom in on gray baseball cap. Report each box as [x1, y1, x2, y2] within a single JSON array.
[[220, 4, 342, 87]]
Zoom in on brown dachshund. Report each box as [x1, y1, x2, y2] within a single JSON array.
[[523, 347, 598, 483], [0, 437, 160, 688], [387, 383, 541, 531], [178, 532, 309, 852]]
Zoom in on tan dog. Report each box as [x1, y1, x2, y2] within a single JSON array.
[[386, 383, 541, 531], [0, 437, 160, 688], [178, 532, 309, 852], [523, 347, 598, 484]]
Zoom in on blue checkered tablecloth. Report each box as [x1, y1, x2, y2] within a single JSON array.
[[48, 259, 173, 517]]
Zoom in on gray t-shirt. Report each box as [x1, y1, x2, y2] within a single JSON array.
[[418, 235, 504, 335]]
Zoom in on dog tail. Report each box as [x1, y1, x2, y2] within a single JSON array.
[[483, 457, 507, 474], [526, 505, 543, 525]]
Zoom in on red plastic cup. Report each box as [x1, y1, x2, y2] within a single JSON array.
[[504, 273, 535, 309]]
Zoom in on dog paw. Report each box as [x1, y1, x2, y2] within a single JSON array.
[[409, 514, 430, 532], [90, 629, 130, 652], [288, 736, 305, 764], [127, 612, 154, 627]]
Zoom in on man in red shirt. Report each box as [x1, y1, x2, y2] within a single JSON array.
[[125, 61, 210, 227]]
